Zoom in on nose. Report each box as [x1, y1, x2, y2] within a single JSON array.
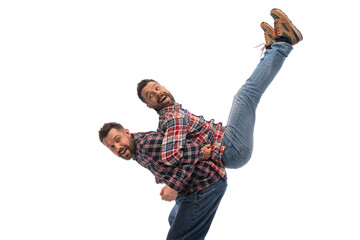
[[113, 142, 122, 152], [150, 89, 160, 96], [155, 90, 164, 100]]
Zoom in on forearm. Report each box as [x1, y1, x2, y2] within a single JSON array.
[[161, 115, 189, 166], [166, 142, 204, 192], [167, 165, 194, 192]]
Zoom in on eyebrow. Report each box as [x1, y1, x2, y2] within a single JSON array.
[[145, 83, 158, 98], [106, 135, 119, 148]]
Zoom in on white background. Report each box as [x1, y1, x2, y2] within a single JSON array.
[[1, 0, 359, 239]]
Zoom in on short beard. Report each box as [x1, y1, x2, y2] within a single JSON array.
[[120, 134, 136, 160], [152, 93, 175, 111]]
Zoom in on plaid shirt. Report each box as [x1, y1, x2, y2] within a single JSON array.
[[132, 132, 223, 196], [157, 102, 227, 179]]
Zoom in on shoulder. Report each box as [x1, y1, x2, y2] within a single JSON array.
[[134, 131, 163, 143], [162, 111, 189, 129]]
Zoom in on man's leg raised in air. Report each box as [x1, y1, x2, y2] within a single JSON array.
[[222, 8, 303, 169]]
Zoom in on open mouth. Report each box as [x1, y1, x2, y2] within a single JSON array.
[[118, 147, 127, 156], [158, 95, 167, 104]]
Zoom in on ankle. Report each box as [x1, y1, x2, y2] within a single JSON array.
[[275, 36, 291, 44]]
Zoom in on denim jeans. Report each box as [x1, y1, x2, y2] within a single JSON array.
[[167, 178, 227, 240], [222, 42, 293, 169]]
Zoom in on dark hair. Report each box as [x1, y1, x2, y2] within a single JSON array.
[[98, 122, 124, 142], [137, 79, 157, 103]]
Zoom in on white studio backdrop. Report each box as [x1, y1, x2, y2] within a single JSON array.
[[1, 0, 359, 239]]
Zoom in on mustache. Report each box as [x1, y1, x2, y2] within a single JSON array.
[[118, 147, 126, 156], [157, 93, 174, 104], [157, 94, 166, 104]]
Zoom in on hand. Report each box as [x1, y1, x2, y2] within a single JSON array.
[[201, 144, 212, 160], [160, 185, 178, 202]]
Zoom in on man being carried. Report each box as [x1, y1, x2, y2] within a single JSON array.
[[137, 8, 302, 201]]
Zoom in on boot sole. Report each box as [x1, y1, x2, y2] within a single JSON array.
[[271, 8, 303, 42]]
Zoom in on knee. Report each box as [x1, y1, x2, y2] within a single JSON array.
[[224, 149, 252, 169]]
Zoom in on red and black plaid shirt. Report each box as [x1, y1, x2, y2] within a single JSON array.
[[157, 103, 227, 179], [132, 132, 223, 196]]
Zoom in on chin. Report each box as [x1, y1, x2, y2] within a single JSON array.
[[124, 153, 134, 160], [161, 101, 173, 109]]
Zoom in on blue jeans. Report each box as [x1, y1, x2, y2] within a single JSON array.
[[167, 178, 227, 240], [222, 43, 293, 169]]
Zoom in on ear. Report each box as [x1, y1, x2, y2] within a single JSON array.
[[124, 129, 131, 136]]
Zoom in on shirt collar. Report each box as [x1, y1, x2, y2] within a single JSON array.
[[157, 102, 182, 116]]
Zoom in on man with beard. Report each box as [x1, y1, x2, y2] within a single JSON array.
[[99, 122, 227, 240], [137, 8, 302, 199]]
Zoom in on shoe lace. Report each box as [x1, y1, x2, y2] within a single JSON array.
[[273, 19, 280, 36], [254, 43, 266, 58]]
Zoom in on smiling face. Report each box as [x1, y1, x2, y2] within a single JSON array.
[[140, 81, 175, 111], [101, 128, 136, 160]]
